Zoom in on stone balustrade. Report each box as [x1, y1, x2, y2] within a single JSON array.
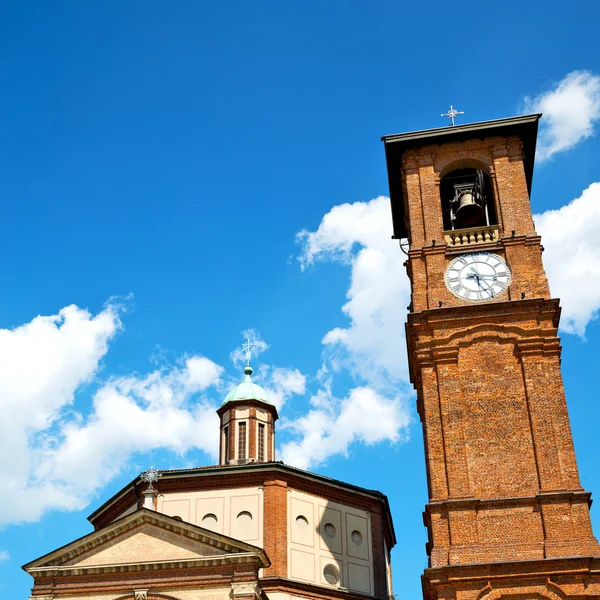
[[444, 225, 499, 246]]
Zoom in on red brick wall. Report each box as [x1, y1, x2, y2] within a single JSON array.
[[397, 131, 600, 598], [263, 478, 288, 578]]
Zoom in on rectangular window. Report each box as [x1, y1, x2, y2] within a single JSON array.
[[258, 423, 265, 461], [238, 422, 246, 460], [223, 426, 229, 464]]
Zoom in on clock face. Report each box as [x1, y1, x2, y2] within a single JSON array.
[[445, 252, 511, 302]]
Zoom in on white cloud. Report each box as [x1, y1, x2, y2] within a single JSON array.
[[0, 303, 122, 524], [280, 386, 410, 470], [0, 550, 9, 562], [36, 358, 223, 498], [258, 366, 306, 410], [286, 196, 413, 469], [184, 357, 224, 392], [524, 70, 600, 161], [0, 303, 224, 526], [297, 196, 412, 386], [535, 182, 600, 335]]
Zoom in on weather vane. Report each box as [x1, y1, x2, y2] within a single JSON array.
[[242, 338, 256, 366], [441, 105, 464, 126], [140, 466, 162, 491]]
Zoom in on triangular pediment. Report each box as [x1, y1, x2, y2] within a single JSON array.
[[24, 508, 269, 574], [64, 521, 223, 566]]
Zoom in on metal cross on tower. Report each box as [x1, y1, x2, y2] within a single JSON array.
[[441, 105, 464, 126], [242, 338, 256, 366]]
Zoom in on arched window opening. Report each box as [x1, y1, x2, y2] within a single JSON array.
[[440, 168, 497, 231], [202, 513, 218, 527]]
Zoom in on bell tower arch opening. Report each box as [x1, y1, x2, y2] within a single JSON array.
[[440, 167, 497, 231]]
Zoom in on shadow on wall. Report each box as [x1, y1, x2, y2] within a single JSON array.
[[288, 490, 388, 596]]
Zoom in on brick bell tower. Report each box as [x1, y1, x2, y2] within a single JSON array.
[[382, 115, 600, 600]]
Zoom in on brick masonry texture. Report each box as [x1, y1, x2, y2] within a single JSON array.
[[398, 130, 600, 600]]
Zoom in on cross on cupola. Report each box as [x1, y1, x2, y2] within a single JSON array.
[[242, 338, 256, 366], [217, 338, 279, 466]]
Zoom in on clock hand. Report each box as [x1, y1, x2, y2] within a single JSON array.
[[478, 278, 495, 296]]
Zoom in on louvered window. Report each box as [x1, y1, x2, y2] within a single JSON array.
[[238, 422, 246, 460]]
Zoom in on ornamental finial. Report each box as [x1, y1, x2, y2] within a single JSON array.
[[140, 466, 162, 492], [441, 105, 464, 126], [242, 338, 255, 366]]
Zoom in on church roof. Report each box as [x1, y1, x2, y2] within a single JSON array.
[[87, 461, 396, 548], [221, 365, 273, 407]]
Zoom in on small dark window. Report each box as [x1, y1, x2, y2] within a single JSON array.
[[238, 422, 247, 460], [323, 564, 340, 585], [258, 423, 265, 461], [223, 426, 229, 464]]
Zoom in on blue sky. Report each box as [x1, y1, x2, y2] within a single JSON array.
[[2, 2, 600, 598]]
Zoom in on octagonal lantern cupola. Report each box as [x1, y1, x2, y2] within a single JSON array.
[[217, 364, 278, 465]]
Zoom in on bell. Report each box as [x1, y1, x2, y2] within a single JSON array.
[[455, 190, 484, 226]]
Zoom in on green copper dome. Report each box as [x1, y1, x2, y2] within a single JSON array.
[[222, 366, 273, 406]]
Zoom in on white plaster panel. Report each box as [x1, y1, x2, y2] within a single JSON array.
[[162, 499, 191, 522], [156, 487, 263, 548], [267, 593, 290, 600], [236, 408, 250, 418], [230, 494, 260, 542], [345, 513, 369, 560], [319, 506, 342, 555], [162, 590, 231, 600], [196, 497, 225, 534], [319, 554, 343, 587], [290, 497, 315, 547], [287, 489, 373, 595], [290, 547, 316, 582], [347, 561, 371, 594], [256, 408, 268, 422]]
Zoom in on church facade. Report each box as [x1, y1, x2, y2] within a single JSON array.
[[24, 364, 395, 600], [25, 114, 600, 600]]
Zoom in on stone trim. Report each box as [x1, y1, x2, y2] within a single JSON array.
[[28, 551, 265, 577], [426, 490, 592, 511], [25, 509, 269, 574]]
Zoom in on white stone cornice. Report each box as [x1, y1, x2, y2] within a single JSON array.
[[28, 551, 263, 577]]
